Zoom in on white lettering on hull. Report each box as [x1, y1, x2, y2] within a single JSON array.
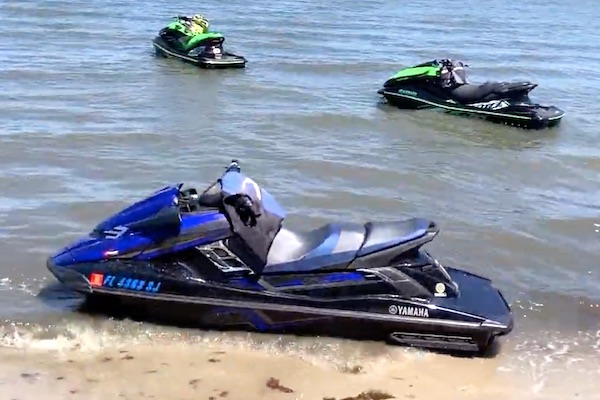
[[388, 305, 430, 318], [470, 100, 510, 111]]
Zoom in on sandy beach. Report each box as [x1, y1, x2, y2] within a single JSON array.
[[1, 325, 597, 400], [0, 344, 511, 400]]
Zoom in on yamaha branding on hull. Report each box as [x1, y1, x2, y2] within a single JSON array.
[[389, 305, 430, 318]]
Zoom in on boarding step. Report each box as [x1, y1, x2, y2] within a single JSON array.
[[389, 332, 480, 352], [196, 241, 254, 274]]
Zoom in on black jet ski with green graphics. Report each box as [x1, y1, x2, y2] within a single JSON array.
[[378, 59, 564, 129], [152, 15, 246, 69]]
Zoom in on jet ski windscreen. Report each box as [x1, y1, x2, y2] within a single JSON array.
[[440, 61, 469, 88], [451, 61, 469, 85]]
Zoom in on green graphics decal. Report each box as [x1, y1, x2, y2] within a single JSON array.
[[166, 21, 189, 35], [186, 32, 224, 49], [389, 65, 440, 81]]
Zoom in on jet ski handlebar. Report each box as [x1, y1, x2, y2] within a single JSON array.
[[438, 59, 469, 70], [178, 186, 259, 226], [178, 160, 261, 226]]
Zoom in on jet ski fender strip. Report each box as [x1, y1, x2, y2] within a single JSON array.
[[86, 286, 509, 331], [380, 91, 537, 120]]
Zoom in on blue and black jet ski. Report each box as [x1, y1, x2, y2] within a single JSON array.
[[47, 161, 513, 353]]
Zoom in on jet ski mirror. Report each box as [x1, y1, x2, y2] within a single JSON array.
[[180, 181, 223, 210], [226, 159, 241, 172]]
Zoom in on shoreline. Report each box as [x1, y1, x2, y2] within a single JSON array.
[[1, 318, 599, 400], [0, 338, 562, 400]]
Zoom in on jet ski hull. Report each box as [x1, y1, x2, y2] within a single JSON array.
[[47, 255, 513, 354], [378, 86, 564, 129], [152, 37, 246, 69]]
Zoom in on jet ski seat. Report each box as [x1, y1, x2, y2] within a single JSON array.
[[264, 222, 366, 273], [358, 218, 435, 256], [451, 81, 536, 104], [450, 82, 503, 103], [263, 218, 436, 273]]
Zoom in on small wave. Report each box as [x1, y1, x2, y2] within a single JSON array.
[[0, 317, 599, 398], [0, 276, 49, 297]]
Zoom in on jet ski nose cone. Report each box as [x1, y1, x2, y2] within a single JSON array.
[[48, 249, 76, 268]]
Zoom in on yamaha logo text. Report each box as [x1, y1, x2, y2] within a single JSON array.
[[388, 305, 430, 318]]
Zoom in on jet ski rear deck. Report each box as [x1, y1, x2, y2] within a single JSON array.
[[152, 37, 246, 69]]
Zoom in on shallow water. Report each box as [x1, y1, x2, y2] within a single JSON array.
[[1, 0, 599, 398]]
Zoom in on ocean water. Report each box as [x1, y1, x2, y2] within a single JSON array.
[[1, 0, 599, 398]]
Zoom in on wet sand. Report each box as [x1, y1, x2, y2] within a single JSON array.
[[0, 345, 511, 400], [1, 331, 597, 400]]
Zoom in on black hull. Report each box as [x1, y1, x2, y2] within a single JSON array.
[[378, 86, 564, 130], [152, 37, 246, 69], [86, 292, 498, 353], [48, 258, 513, 354]]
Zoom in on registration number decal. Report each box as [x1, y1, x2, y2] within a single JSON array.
[[89, 273, 162, 293]]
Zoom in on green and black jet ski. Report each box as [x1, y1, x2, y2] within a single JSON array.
[[378, 59, 564, 129], [152, 15, 246, 69]]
